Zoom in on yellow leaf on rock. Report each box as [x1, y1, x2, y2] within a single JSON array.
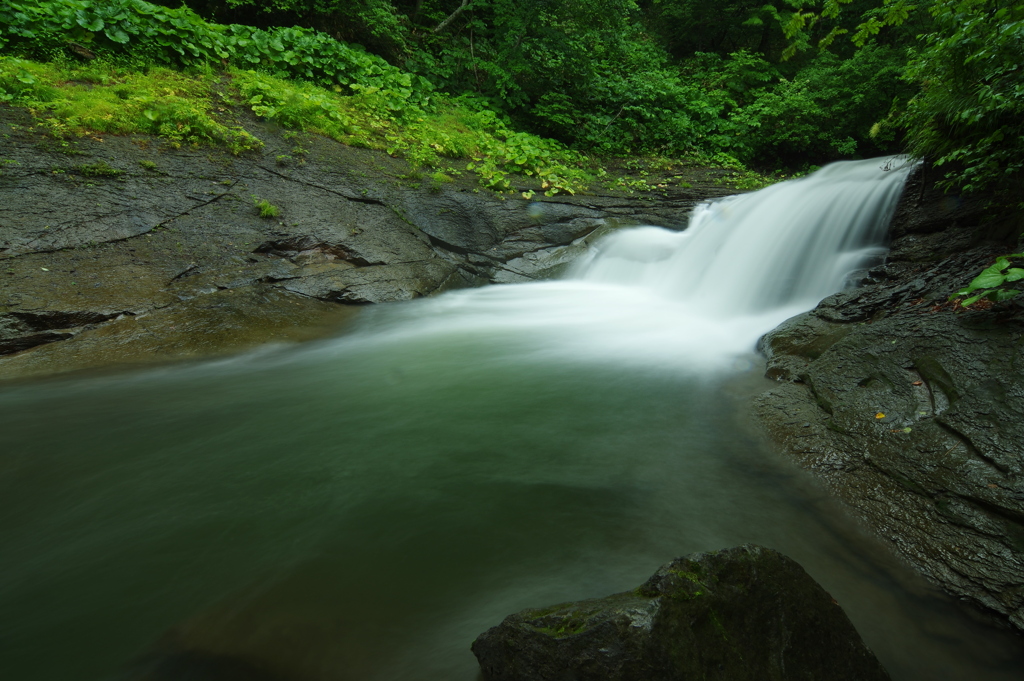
[[875, 412, 885, 419]]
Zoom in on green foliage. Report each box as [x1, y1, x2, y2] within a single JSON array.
[[0, 0, 434, 114], [0, 2, 597, 193], [950, 254, 1024, 306], [186, 0, 410, 58], [0, 57, 263, 153], [408, 0, 686, 157], [232, 69, 591, 193], [72, 160, 124, 176], [646, 0, 804, 61], [900, 0, 1024, 197], [253, 196, 280, 218], [783, 0, 1024, 198], [9, 0, 989, 194], [1, 0, 923, 173], [730, 45, 911, 164]]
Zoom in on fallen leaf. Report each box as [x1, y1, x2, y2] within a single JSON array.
[[912, 381, 923, 386], [903, 427, 912, 433], [40, 267, 49, 271], [988, 484, 998, 489], [875, 412, 886, 419]]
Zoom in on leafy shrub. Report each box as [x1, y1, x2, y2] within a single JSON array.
[[781, 0, 1023, 198], [900, 0, 1024, 196], [4, 0, 860, 192], [181, 0, 410, 60], [233, 70, 591, 194], [0, 0, 434, 115]]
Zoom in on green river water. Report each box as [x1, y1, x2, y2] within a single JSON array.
[[1, 300, 1021, 680]]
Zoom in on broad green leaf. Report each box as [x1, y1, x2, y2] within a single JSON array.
[[969, 270, 1007, 289], [75, 10, 104, 32], [106, 28, 130, 44]]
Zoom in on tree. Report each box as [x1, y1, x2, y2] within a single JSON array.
[[784, 0, 1024, 198]]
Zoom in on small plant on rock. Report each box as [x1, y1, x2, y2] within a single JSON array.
[[950, 254, 1024, 307], [253, 196, 280, 218], [74, 160, 123, 177]]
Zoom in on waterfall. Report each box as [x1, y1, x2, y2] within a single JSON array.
[[569, 157, 913, 313], [341, 157, 913, 372]]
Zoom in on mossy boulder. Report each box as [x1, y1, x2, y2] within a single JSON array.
[[472, 544, 889, 681]]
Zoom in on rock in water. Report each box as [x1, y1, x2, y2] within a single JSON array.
[[472, 545, 890, 681]]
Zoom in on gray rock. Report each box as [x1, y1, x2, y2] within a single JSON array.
[[754, 170, 1024, 632], [0, 105, 736, 375], [472, 545, 890, 681]]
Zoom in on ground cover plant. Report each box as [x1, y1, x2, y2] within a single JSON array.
[[2, 0, 1020, 205], [0, 53, 597, 194], [0, 0, 836, 195]]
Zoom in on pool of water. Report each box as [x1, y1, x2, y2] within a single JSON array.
[[1, 291, 1021, 681]]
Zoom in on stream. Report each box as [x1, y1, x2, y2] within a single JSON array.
[[1, 159, 1022, 680]]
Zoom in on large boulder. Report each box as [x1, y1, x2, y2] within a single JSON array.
[[472, 544, 890, 681]]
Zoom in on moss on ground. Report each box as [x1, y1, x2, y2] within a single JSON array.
[[0, 55, 779, 197]]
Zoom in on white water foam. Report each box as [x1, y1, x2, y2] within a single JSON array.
[[570, 157, 913, 313], [308, 157, 914, 373]]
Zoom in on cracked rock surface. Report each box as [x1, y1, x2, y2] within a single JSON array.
[[472, 545, 890, 681], [753, 171, 1024, 633], [0, 105, 733, 379]]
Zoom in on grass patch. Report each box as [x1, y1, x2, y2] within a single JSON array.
[[253, 196, 280, 218], [0, 58, 261, 154], [73, 160, 123, 177], [231, 70, 593, 195]]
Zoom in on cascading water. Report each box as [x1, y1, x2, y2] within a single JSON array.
[[341, 157, 914, 370], [571, 157, 911, 312], [2, 157, 1021, 681]]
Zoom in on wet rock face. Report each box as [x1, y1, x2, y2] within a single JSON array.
[[0, 106, 732, 377], [754, 173, 1024, 632], [472, 545, 890, 681]]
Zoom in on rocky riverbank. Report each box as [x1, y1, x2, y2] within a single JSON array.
[[753, 170, 1024, 633], [0, 104, 738, 380]]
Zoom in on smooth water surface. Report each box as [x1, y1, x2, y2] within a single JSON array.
[[1, 329, 1021, 681]]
